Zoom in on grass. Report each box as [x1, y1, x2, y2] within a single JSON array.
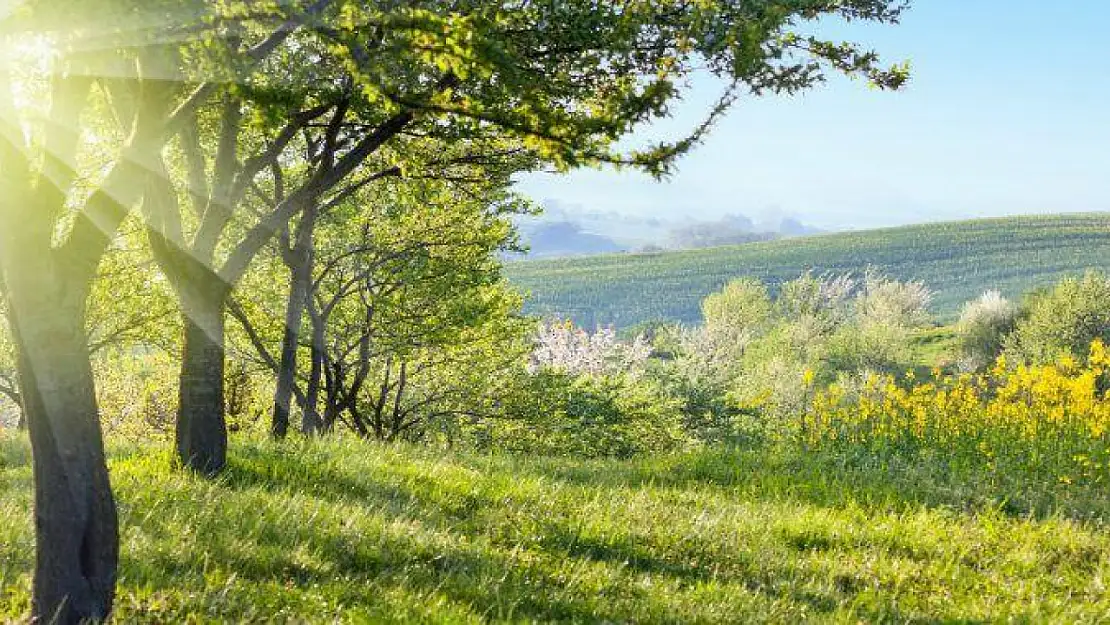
[[506, 213, 1110, 328], [910, 326, 960, 370], [2, 433, 1110, 623]]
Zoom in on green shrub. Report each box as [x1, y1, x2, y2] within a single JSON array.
[[700, 277, 772, 362], [1005, 271, 1110, 364], [494, 370, 689, 458], [825, 319, 917, 377], [705, 272, 930, 423]]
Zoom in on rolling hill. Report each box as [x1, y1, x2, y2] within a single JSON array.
[[505, 213, 1110, 328]]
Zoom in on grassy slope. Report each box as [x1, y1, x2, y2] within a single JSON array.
[[3, 434, 1109, 623], [506, 213, 1110, 328]]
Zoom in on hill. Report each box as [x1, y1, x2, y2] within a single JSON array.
[[2, 434, 1109, 622], [505, 213, 1110, 328]]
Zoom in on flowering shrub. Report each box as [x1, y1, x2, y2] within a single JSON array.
[[804, 341, 1110, 485], [956, 290, 1018, 372], [530, 320, 651, 376]]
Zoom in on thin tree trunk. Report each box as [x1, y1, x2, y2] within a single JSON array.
[[6, 280, 117, 623], [270, 264, 307, 438], [272, 206, 318, 438], [176, 286, 229, 475], [303, 318, 325, 435]]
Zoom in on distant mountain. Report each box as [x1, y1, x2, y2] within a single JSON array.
[[516, 221, 625, 258], [777, 216, 824, 237], [667, 214, 779, 249], [513, 205, 824, 259]]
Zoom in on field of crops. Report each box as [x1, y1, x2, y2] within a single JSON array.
[[506, 213, 1110, 328]]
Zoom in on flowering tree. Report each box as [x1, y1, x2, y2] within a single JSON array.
[[531, 321, 652, 377]]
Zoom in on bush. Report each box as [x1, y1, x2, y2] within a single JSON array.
[[776, 271, 855, 327], [807, 341, 1110, 485], [700, 277, 772, 361], [854, 272, 933, 329], [956, 290, 1018, 371], [825, 320, 917, 377], [1005, 271, 1110, 365], [531, 321, 651, 377], [704, 272, 931, 423], [494, 370, 690, 458]]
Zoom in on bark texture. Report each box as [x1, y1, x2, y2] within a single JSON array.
[[270, 248, 312, 438], [272, 201, 320, 439], [176, 287, 229, 475], [7, 276, 118, 624]]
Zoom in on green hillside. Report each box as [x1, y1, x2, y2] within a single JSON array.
[[505, 213, 1110, 328]]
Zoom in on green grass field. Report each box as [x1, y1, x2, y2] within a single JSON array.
[[3, 433, 1109, 623], [506, 213, 1110, 328]]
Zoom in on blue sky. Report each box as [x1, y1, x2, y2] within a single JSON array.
[[516, 2, 1110, 231]]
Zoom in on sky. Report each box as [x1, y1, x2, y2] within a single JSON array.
[[516, 1, 1110, 232]]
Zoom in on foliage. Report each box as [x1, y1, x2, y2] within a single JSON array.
[[687, 272, 931, 421], [506, 213, 1110, 328], [955, 290, 1018, 372], [1004, 271, 1110, 365], [94, 349, 178, 441], [648, 324, 747, 443], [701, 277, 773, 364], [492, 369, 689, 459], [853, 271, 933, 329]]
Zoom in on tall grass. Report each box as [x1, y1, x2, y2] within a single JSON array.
[[2, 433, 1109, 622]]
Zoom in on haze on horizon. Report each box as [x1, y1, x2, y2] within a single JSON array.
[[517, 1, 1110, 233]]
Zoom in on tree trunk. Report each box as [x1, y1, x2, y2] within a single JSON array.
[[271, 252, 311, 439], [176, 287, 229, 475], [272, 206, 319, 439], [303, 325, 325, 435], [7, 281, 118, 623]]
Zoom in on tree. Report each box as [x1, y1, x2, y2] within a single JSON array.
[[267, 137, 532, 439], [137, 0, 910, 473], [1005, 272, 1110, 365], [234, 170, 529, 440], [0, 35, 178, 621], [0, 1, 314, 618], [0, 230, 176, 430]]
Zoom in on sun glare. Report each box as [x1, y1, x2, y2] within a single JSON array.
[[2, 34, 56, 114]]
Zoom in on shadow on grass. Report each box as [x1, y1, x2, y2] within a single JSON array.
[[7, 437, 1097, 621], [508, 447, 1109, 523], [128, 444, 885, 621]]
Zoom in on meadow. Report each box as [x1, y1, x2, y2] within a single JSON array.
[[2, 433, 1110, 623], [506, 214, 1110, 328]]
